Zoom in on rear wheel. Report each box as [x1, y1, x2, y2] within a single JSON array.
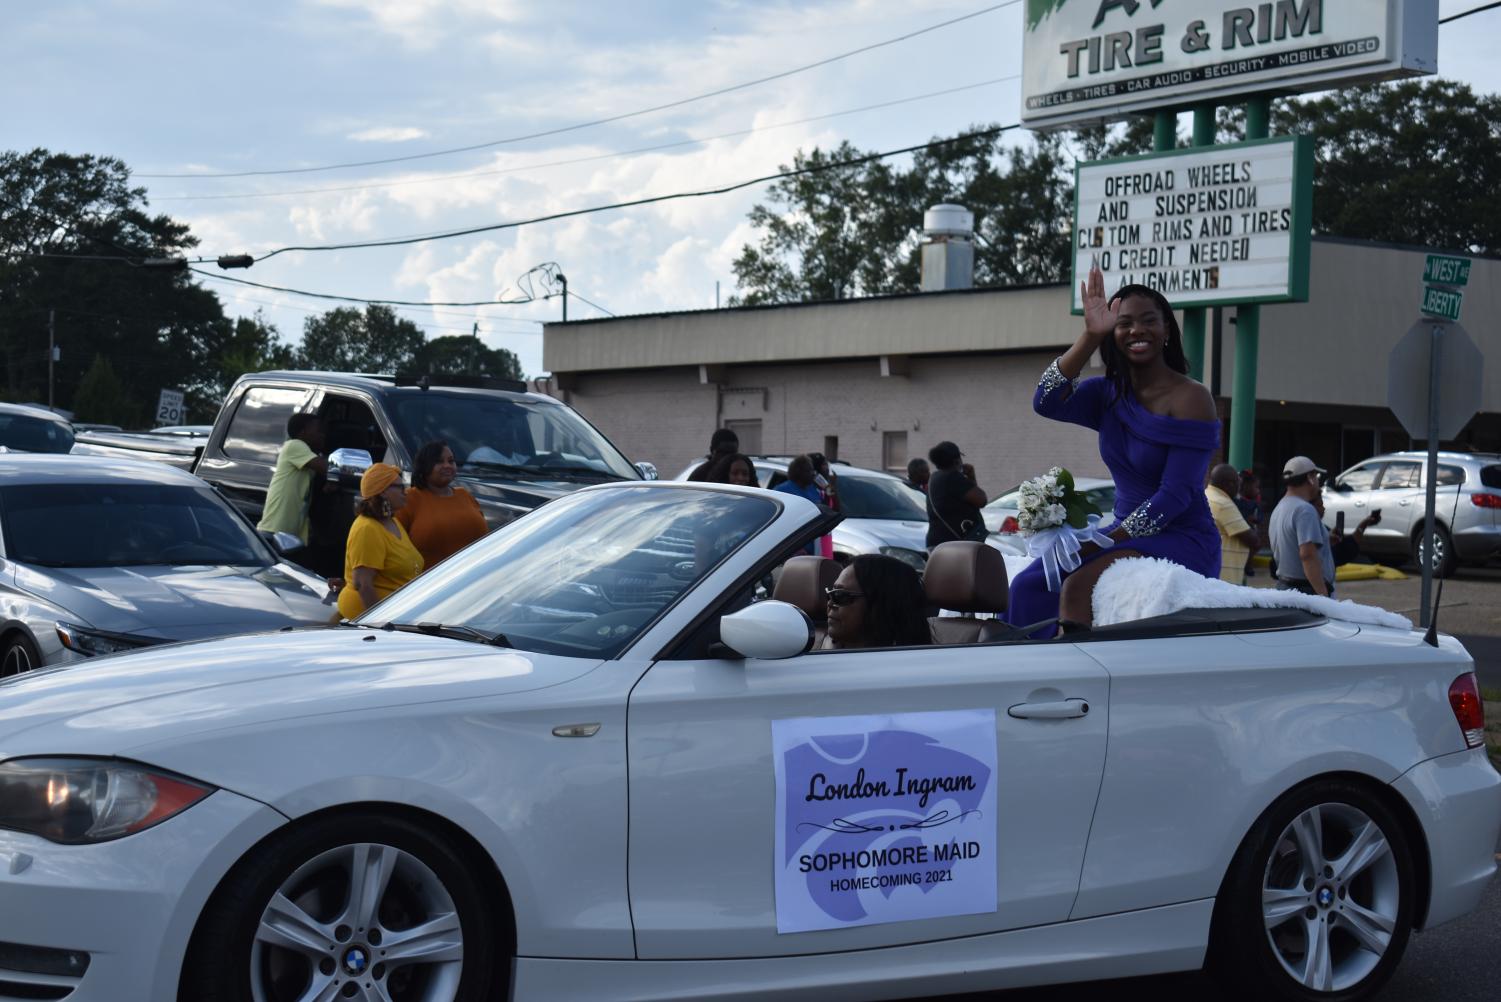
[[182, 812, 500, 1002], [0, 632, 40, 678], [1209, 779, 1414, 1002], [1411, 524, 1458, 578]]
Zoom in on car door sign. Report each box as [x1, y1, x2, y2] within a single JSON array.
[[772, 709, 998, 933]]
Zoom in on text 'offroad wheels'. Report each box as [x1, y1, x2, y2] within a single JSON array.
[[182, 813, 499, 1002], [1211, 781, 1414, 1002]]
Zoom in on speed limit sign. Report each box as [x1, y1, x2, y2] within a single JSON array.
[[155, 388, 185, 426]]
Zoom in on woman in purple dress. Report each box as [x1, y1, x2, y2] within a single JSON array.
[[1007, 264, 1221, 633]]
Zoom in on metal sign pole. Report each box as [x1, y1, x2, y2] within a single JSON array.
[[1227, 95, 1271, 470], [1418, 324, 1443, 628]]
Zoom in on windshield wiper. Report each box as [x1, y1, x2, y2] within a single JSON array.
[[381, 621, 513, 648], [530, 464, 624, 479], [460, 460, 530, 473]]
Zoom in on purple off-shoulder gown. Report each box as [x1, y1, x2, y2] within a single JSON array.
[[1006, 359, 1221, 630]]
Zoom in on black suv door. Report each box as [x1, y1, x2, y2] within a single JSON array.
[[196, 384, 315, 522]]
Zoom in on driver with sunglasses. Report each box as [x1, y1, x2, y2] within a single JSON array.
[[822, 554, 932, 649]]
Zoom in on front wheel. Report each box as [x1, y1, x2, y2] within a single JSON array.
[[1209, 779, 1414, 1002], [182, 812, 500, 1002], [0, 632, 41, 678]]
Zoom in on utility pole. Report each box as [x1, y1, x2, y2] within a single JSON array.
[[559, 273, 568, 323], [47, 309, 55, 409]]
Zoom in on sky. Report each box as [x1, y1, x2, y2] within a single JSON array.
[[4, 0, 1499, 377]]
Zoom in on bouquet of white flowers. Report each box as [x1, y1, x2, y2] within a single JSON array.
[[1016, 467, 1114, 591]]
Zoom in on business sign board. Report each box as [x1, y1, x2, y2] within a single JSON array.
[[1022, 0, 1438, 130], [1071, 135, 1312, 311]]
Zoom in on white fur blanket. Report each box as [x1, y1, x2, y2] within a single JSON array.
[[1089, 556, 1413, 630]]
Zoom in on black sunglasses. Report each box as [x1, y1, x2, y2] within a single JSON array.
[[824, 587, 866, 607]]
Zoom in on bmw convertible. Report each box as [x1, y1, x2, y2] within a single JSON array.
[[0, 482, 1495, 1002]]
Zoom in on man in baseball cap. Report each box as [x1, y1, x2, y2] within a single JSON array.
[[1268, 455, 1334, 597]]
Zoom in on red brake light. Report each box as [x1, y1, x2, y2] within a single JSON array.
[[1448, 673, 1485, 749], [1001, 516, 1020, 534], [1470, 493, 1501, 509]]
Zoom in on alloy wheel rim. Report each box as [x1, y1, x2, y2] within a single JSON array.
[[250, 842, 463, 1002], [1, 643, 32, 678], [1262, 802, 1400, 993], [1418, 533, 1446, 569]]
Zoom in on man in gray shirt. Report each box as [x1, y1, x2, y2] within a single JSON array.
[[1269, 455, 1336, 597]]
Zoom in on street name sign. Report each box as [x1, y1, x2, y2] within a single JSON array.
[[1422, 254, 1470, 286], [1386, 321, 1483, 441], [155, 388, 185, 426], [1419, 285, 1463, 322], [1022, 0, 1439, 130], [1071, 135, 1313, 311]]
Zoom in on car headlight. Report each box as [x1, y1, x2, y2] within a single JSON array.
[[879, 546, 929, 571], [55, 622, 153, 658], [0, 758, 214, 844]]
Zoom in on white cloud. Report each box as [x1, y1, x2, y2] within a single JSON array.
[[311, 0, 528, 47], [347, 126, 429, 142]]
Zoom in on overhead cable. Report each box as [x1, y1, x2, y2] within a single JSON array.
[[151, 75, 1022, 202], [135, 2, 1021, 179], [1440, 1, 1501, 23], [187, 267, 550, 310]]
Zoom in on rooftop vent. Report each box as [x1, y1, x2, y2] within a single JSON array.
[[920, 204, 974, 292]]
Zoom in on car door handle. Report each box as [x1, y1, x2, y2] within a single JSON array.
[[1353, 500, 1366, 507], [1398, 499, 1411, 506], [1008, 699, 1090, 720]]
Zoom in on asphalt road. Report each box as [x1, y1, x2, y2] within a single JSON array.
[[923, 564, 1501, 1002]]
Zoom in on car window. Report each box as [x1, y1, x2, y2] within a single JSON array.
[[1084, 486, 1116, 512], [1375, 461, 1421, 489], [1432, 465, 1465, 487], [835, 476, 927, 520], [222, 387, 312, 463], [368, 488, 780, 658], [0, 483, 271, 568], [0, 413, 74, 454], [1335, 463, 1381, 492], [319, 393, 388, 462], [387, 393, 636, 480], [1481, 465, 1501, 489]]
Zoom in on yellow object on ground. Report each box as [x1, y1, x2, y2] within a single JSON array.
[[1334, 563, 1408, 582]]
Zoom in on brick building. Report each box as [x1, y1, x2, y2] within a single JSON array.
[[539, 237, 1499, 496]]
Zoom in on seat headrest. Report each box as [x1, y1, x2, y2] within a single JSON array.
[[924, 541, 1008, 614], [773, 556, 842, 621]]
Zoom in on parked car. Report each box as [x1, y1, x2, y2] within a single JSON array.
[[1322, 451, 1501, 577], [0, 401, 75, 454], [675, 455, 930, 568], [0, 480, 1493, 1001], [70, 422, 122, 434], [70, 428, 204, 471], [150, 424, 214, 437], [0, 454, 332, 676]]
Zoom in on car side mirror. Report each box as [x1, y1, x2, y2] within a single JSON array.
[[1332, 481, 1352, 493], [259, 529, 306, 557], [634, 461, 659, 481], [718, 601, 814, 660]]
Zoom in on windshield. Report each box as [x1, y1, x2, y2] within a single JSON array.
[[369, 487, 779, 658], [0, 413, 74, 454], [0, 483, 271, 568], [388, 393, 637, 481], [836, 475, 928, 520]]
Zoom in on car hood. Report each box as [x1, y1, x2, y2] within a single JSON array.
[[458, 472, 631, 512], [832, 518, 929, 554], [0, 629, 600, 758], [14, 562, 331, 638]]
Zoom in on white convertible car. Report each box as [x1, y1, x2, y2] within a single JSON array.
[[0, 482, 1495, 1002]]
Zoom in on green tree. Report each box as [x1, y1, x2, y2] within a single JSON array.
[[297, 305, 425, 373], [413, 334, 522, 380], [188, 310, 297, 414], [71, 353, 132, 425], [0, 149, 228, 417]]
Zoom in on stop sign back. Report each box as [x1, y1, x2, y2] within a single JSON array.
[[1386, 321, 1484, 441]]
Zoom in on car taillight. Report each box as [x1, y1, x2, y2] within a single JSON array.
[[1470, 493, 1501, 509], [1448, 673, 1486, 749], [1001, 516, 1020, 534]]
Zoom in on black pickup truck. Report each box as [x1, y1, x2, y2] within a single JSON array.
[[189, 371, 642, 574]]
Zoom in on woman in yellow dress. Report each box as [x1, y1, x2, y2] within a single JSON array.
[[337, 463, 425, 620]]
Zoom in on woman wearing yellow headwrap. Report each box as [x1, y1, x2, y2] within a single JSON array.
[[336, 463, 426, 620]]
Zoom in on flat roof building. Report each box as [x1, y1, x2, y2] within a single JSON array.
[[540, 237, 1498, 494]]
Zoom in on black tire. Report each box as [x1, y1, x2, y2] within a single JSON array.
[[0, 631, 41, 678], [1410, 523, 1458, 579], [1208, 779, 1414, 1002], [181, 812, 501, 1002]]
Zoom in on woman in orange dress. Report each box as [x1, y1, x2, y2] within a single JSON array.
[[396, 440, 489, 568]]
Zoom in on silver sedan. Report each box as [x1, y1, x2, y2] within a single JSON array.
[[0, 454, 334, 675]]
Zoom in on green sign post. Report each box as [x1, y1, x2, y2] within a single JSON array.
[[1419, 285, 1464, 322], [1423, 254, 1471, 286]]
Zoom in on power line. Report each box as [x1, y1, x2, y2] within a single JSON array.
[[1440, 1, 1501, 22], [135, 2, 1021, 179], [187, 267, 557, 313], [150, 75, 1021, 203], [566, 290, 615, 318], [251, 123, 1022, 261]]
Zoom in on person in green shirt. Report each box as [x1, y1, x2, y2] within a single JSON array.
[[257, 413, 328, 544]]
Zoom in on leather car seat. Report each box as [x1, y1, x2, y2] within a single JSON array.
[[924, 541, 1010, 644], [772, 555, 842, 646]]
